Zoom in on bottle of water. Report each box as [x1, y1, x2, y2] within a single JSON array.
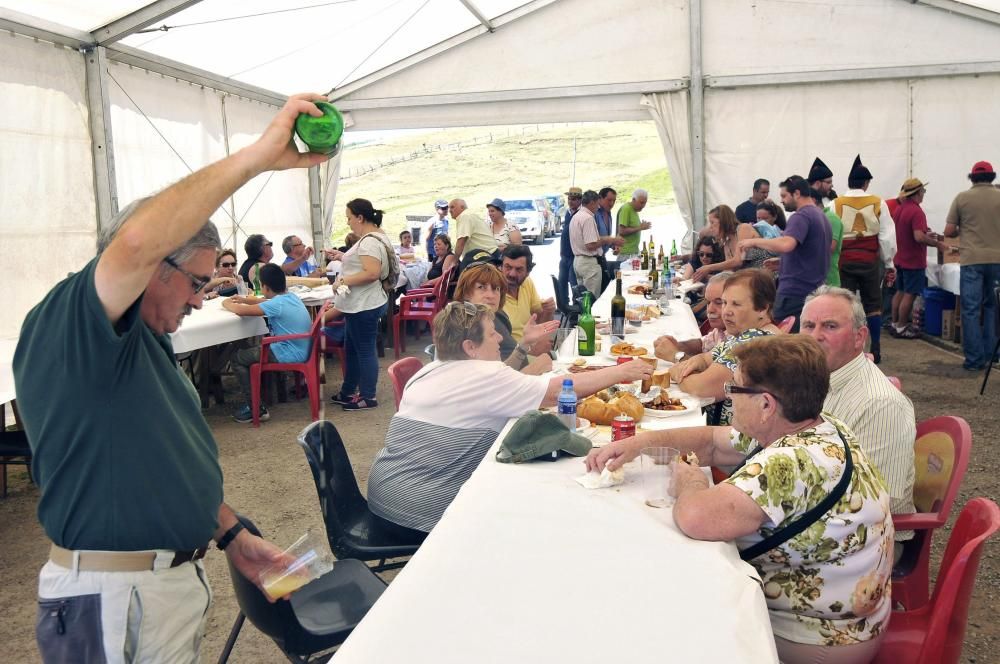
[[664, 264, 674, 299], [557, 378, 577, 431]]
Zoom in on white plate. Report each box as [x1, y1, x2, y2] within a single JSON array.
[[642, 397, 699, 418]]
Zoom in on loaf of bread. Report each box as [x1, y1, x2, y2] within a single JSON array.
[[641, 369, 671, 393], [577, 392, 645, 426]]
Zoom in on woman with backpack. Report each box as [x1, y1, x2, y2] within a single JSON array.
[[330, 198, 399, 411]]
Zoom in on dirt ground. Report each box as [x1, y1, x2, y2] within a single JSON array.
[[1, 334, 998, 663]]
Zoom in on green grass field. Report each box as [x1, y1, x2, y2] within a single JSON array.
[[332, 122, 676, 244]]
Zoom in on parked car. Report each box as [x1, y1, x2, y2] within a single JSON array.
[[503, 197, 554, 244], [544, 194, 567, 233]]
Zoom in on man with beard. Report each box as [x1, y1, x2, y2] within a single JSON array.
[[739, 176, 832, 332], [500, 243, 555, 343], [808, 157, 844, 286], [834, 155, 897, 364], [558, 187, 583, 301]]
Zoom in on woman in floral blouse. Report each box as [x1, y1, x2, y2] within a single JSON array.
[[669, 268, 782, 424], [588, 334, 894, 663]]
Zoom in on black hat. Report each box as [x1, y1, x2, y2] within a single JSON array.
[[808, 157, 833, 182], [848, 154, 873, 181]]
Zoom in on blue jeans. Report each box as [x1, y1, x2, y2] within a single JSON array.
[[343, 302, 387, 399], [960, 264, 1000, 368], [773, 293, 806, 333], [558, 255, 577, 302]]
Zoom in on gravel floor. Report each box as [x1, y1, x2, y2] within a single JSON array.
[[0, 334, 997, 663]]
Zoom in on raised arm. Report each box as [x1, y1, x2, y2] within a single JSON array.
[[94, 94, 330, 326]]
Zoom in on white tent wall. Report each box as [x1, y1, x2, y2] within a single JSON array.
[[702, 0, 1000, 75], [222, 97, 311, 263], [107, 62, 308, 264], [911, 73, 1000, 232], [0, 33, 96, 339], [703, 79, 911, 223]]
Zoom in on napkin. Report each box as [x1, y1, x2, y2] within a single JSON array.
[[336, 284, 350, 297], [575, 465, 625, 489]]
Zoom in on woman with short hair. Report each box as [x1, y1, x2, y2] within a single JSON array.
[[588, 334, 894, 664], [366, 301, 653, 533], [422, 233, 458, 287], [487, 198, 522, 251]]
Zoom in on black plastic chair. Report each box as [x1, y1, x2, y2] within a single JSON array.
[[979, 286, 1000, 395], [550, 274, 581, 329], [296, 421, 424, 574], [217, 515, 387, 664], [0, 428, 31, 498]]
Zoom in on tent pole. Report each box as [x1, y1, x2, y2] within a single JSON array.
[[84, 46, 119, 241], [309, 167, 325, 261], [689, 0, 705, 231]]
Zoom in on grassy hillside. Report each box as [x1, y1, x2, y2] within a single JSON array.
[[332, 122, 675, 244]]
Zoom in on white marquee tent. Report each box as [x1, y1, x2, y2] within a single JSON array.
[[3, 0, 1000, 338]]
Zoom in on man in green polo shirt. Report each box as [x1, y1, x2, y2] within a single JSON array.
[[14, 94, 330, 663], [616, 188, 653, 260]]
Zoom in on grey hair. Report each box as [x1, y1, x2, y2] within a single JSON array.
[[805, 285, 867, 330], [281, 235, 297, 254], [98, 196, 221, 269], [632, 188, 648, 200], [582, 190, 600, 205], [707, 270, 734, 287]]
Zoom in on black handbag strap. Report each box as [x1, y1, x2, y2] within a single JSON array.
[[737, 429, 854, 562]]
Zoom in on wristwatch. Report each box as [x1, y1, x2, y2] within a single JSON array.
[[514, 343, 530, 356], [216, 522, 246, 551]]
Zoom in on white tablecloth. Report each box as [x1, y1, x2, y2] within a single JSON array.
[[331, 272, 777, 664], [591, 270, 703, 346], [168, 297, 268, 355], [332, 421, 777, 664], [926, 263, 960, 295], [0, 337, 17, 405]]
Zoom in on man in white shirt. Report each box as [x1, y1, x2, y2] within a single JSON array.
[[569, 190, 623, 297], [800, 285, 916, 551]]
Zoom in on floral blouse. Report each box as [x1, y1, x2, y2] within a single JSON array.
[[725, 415, 894, 646], [709, 328, 774, 425], [493, 222, 519, 247]]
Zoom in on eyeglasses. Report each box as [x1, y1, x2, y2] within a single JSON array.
[[163, 256, 211, 294], [697, 251, 715, 258], [445, 301, 489, 327], [219, 261, 237, 268], [724, 382, 777, 401], [291, 242, 304, 248]]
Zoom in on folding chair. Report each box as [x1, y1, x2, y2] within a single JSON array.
[[387, 357, 423, 410]]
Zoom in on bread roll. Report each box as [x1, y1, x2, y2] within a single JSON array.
[[641, 368, 671, 393], [577, 392, 645, 426]]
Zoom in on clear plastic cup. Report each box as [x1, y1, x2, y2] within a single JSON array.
[[553, 328, 578, 361], [236, 276, 248, 297], [258, 531, 334, 600], [640, 447, 680, 508]]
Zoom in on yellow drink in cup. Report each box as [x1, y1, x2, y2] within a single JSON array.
[[262, 573, 311, 601], [258, 532, 334, 600]]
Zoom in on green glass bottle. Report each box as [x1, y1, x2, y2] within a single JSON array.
[[294, 101, 345, 156], [252, 263, 262, 297], [577, 292, 595, 357], [670, 239, 678, 258]]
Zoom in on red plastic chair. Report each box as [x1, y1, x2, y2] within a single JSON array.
[[393, 266, 453, 358], [387, 357, 424, 410], [321, 318, 347, 377], [873, 497, 1000, 664], [891, 416, 972, 610], [250, 302, 330, 428], [776, 315, 796, 333]]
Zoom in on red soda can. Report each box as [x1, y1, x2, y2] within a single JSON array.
[[616, 356, 634, 365], [631, 258, 641, 270], [611, 413, 636, 441]]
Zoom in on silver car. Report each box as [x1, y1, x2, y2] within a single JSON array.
[[504, 197, 555, 244]]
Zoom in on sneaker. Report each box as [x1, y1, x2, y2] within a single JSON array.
[[233, 404, 270, 423], [330, 391, 357, 405], [342, 398, 378, 411], [898, 326, 921, 339]]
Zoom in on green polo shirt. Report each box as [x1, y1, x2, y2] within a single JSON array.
[[14, 258, 223, 551], [825, 208, 844, 286], [617, 203, 641, 255]]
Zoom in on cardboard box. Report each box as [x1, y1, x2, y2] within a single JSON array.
[[937, 236, 961, 264], [941, 309, 958, 342]]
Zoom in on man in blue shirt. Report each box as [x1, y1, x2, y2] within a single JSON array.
[[596, 187, 618, 290], [558, 187, 583, 301], [426, 199, 450, 259], [281, 234, 323, 277], [224, 263, 313, 422]]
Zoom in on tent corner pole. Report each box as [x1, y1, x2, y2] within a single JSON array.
[[689, 0, 705, 232], [84, 45, 119, 242]]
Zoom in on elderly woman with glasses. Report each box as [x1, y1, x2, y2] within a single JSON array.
[[669, 269, 781, 425], [588, 335, 894, 664], [366, 301, 654, 535]]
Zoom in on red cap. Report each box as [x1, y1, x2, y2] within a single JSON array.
[[971, 161, 995, 175]]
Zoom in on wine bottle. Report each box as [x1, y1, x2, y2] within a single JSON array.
[[658, 244, 665, 264], [611, 271, 626, 337], [294, 101, 345, 156], [648, 258, 659, 295], [640, 242, 649, 271], [577, 292, 596, 357]]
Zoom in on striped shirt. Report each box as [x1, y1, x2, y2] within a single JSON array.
[[824, 353, 916, 540], [367, 360, 549, 532]]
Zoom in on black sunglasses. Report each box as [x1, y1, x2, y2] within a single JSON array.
[[220, 261, 237, 268]]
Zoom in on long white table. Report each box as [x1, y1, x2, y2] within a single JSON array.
[[168, 297, 268, 355], [331, 274, 778, 663]]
